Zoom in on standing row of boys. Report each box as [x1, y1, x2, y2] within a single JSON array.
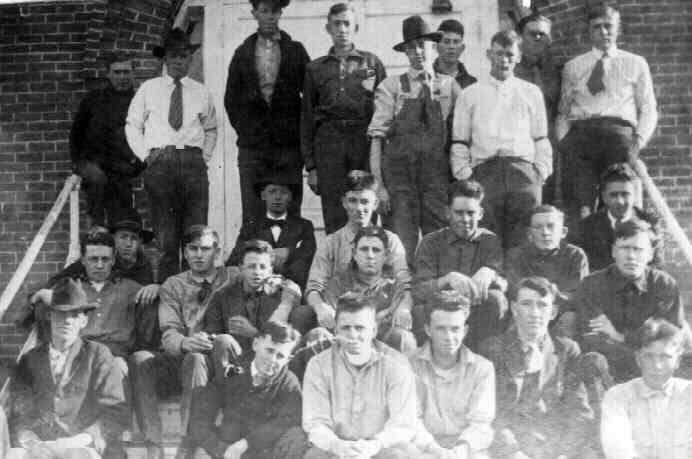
[[5, 1, 686, 459]]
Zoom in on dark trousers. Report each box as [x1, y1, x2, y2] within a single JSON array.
[[559, 118, 637, 210], [77, 160, 132, 226], [238, 146, 303, 226], [313, 122, 370, 234], [142, 147, 208, 282], [473, 157, 542, 250]]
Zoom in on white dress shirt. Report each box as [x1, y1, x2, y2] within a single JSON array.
[[48, 343, 70, 380], [125, 74, 217, 161], [451, 75, 552, 180], [602, 377, 692, 459], [267, 212, 287, 242], [556, 46, 658, 145]]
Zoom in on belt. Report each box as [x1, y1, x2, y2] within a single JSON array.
[[151, 145, 202, 154], [572, 117, 634, 129]]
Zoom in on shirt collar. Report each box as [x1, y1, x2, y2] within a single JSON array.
[[527, 242, 562, 260], [415, 341, 475, 367], [188, 268, 218, 285], [432, 59, 469, 76], [163, 74, 189, 85], [407, 67, 432, 82], [636, 377, 677, 399], [511, 324, 550, 353], [489, 74, 517, 88], [266, 212, 287, 221], [607, 210, 634, 228], [607, 265, 649, 293], [445, 226, 481, 245], [591, 45, 618, 58], [327, 45, 363, 60], [336, 339, 383, 369], [49, 343, 70, 359], [257, 31, 282, 43]]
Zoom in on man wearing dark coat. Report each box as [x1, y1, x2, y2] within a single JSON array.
[[8, 278, 130, 459]]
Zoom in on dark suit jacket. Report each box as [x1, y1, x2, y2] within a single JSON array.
[[10, 339, 129, 453], [478, 327, 593, 458], [225, 215, 316, 289], [224, 30, 310, 154], [574, 208, 663, 272]]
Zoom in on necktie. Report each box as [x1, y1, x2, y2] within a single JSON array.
[[587, 55, 606, 95], [267, 218, 285, 229], [197, 279, 212, 304], [169, 78, 183, 130]]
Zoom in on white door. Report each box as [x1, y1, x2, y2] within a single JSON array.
[[203, 0, 499, 257]]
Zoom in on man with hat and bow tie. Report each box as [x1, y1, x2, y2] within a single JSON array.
[[368, 15, 462, 266], [8, 278, 130, 459], [225, 176, 316, 291], [556, 2, 657, 221], [126, 28, 217, 282]]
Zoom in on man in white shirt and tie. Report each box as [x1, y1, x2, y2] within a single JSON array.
[[556, 3, 657, 220], [126, 28, 217, 282], [601, 318, 692, 459], [451, 29, 552, 250]]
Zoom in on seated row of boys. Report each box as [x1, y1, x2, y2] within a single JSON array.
[[9, 166, 687, 458], [8, 269, 690, 459]]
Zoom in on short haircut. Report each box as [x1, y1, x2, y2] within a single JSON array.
[[103, 51, 132, 68], [257, 320, 301, 345], [512, 276, 561, 302], [634, 318, 684, 351], [587, 3, 620, 23], [334, 294, 376, 322], [437, 19, 465, 37], [600, 163, 639, 189], [81, 231, 115, 255], [241, 239, 274, 262], [516, 12, 552, 33], [327, 2, 354, 20], [353, 226, 389, 250], [344, 170, 377, 193], [424, 290, 471, 323], [613, 218, 654, 243], [491, 29, 522, 48], [250, 0, 285, 11], [530, 204, 564, 222], [182, 225, 219, 247], [448, 179, 484, 205]]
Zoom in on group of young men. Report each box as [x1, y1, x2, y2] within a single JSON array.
[[3, 0, 689, 459]]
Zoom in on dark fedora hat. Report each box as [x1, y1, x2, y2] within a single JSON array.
[[152, 28, 200, 58], [49, 278, 98, 313], [109, 209, 155, 243], [393, 15, 442, 52], [254, 176, 300, 198]]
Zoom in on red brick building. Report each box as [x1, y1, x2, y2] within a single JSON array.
[[0, 0, 690, 359]]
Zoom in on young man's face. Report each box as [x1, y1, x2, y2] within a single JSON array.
[[184, 234, 219, 276], [113, 229, 141, 264], [636, 339, 682, 390], [602, 181, 635, 220], [589, 14, 619, 51], [487, 41, 521, 81], [50, 309, 89, 348], [325, 9, 356, 49], [107, 60, 134, 92], [528, 211, 566, 251], [242, 251, 274, 291], [353, 236, 386, 276], [520, 19, 551, 61], [261, 184, 292, 216], [448, 196, 483, 240], [612, 232, 653, 279], [511, 287, 555, 341], [252, 334, 296, 377], [425, 309, 468, 359], [252, 1, 282, 36], [404, 38, 434, 71], [82, 244, 115, 283], [336, 308, 377, 357], [437, 31, 465, 65], [342, 189, 378, 227], [164, 49, 192, 80]]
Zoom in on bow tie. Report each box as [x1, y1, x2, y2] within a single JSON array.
[[266, 218, 285, 228]]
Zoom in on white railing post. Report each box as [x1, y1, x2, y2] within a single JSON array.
[[66, 180, 81, 266]]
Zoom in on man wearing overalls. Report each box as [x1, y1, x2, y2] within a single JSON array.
[[368, 15, 461, 265]]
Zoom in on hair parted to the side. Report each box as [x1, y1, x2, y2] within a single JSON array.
[[512, 276, 563, 302], [257, 320, 301, 344], [81, 231, 115, 255], [491, 29, 522, 48], [599, 162, 639, 188], [613, 219, 655, 243], [587, 2, 620, 22], [448, 179, 484, 205], [634, 318, 685, 351], [334, 292, 377, 322], [182, 225, 219, 247], [516, 12, 551, 33], [241, 239, 275, 259], [327, 2, 355, 20], [424, 289, 471, 323], [344, 170, 378, 193]]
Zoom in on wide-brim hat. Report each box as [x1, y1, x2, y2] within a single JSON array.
[[109, 209, 155, 243], [393, 15, 442, 52], [152, 28, 200, 58], [49, 278, 98, 313], [254, 176, 300, 198]]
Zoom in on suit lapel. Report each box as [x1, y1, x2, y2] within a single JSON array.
[[58, 338, 85, 390], [539, 335, 558, 390]]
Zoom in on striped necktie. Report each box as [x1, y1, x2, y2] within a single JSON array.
[[169, 77, 183, 130]]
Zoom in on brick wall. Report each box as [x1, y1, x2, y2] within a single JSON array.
[[0, 0, 174, 360]]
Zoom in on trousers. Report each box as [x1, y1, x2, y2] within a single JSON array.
[[77, 160, 132, 226], [142, 146, 208, 281]]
